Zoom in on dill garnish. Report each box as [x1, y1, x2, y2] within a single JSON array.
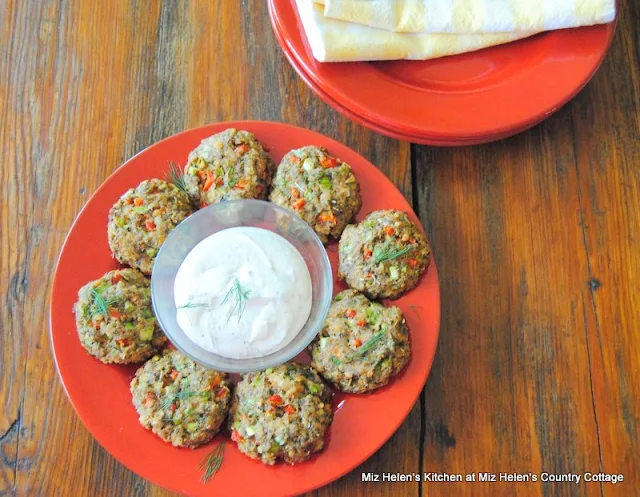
[[165, 161, 188, 193], [408, 304, 423, 321], [199, 441, 226, 483], [331, 327, 387, 365], [176, 302, 211, 309], [161, 380, 198, 410], [373, 241, 413, 264], [221, 278, 251, 324], [89, 287, 119, 318]]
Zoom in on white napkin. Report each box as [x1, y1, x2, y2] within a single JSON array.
[[296, 0, 535, 62], [317, 0, 617, 34]]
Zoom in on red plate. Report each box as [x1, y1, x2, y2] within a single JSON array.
[[271, 17, 519, 146], [268, 0, 615, 143], [50, 122, 441, 497]]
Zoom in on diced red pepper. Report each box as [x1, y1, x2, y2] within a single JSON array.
[[356, 320, 366, 327], [320, 155, 340, 168], [108, 308, 123, 319], [408, 258, 418, 268], [234, 178, 249, 190], [385, 226, 395, 236], [116, 338, 130, 347], [216, 388, 228, 398], [363, 247, 372, 260], [290, 155, 300, 163], [235, 144, 250, 155], [170, 369, 179, 381], [269, 394, 283, 406], [133, 197, 143, 206], [353, 338, 363, 347], [292, 198, 306, 210], [317, 212, 336, 224], [200, 202, 208, 209], [283, 405, 295, 415], [320, 156, 339, 168], [203, 172, 214, 192], [144, 392, 155, 406], [345, 309, 356, 319], [290, 187, 300, 199], [197, 170, 206, 179], [256, 185, 264, 195], [124, 198, 133, 205], [145, 220, 156, 231], [231, 429, 244, 443], [170, 403, 177, 412], [210, 376, 221, 388], [111, 273, 122, 284]]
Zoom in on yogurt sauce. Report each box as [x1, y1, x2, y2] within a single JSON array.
[[174, 227, 312, 359]]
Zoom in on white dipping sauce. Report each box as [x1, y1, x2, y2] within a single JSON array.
[[174, 227, 312, 359]]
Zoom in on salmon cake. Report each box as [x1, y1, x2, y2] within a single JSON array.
[[108, 179, 193, 275], [74, 268, 166, 364], [184, 128, 275, 207], [309, 289, 410, 393], [228, 363, 332, 465], [338, 210, 430, 299], [130, 349, 231, 448], [269, 146, 361, 243]]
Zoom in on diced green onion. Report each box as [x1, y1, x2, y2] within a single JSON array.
[[308, 383, 321, 394], [366, 308, 380, 325], [245, 425, 257, 436], [132, 206, 148, 214], [268, 442, 280, 453], [389, 266, 399, 280], [139, 326, 154, 341], [318, 176, 332, 189], [302, 159, 315, 172], [124, 322, 135, 330], [186, 421, 199, 433], [319, 337, 329, 349]]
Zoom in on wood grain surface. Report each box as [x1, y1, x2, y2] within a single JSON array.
[[0, 0, 637, 496]]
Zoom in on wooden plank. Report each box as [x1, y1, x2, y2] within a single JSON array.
[[569, 0, 640, 493], [413, 112, 604, 496]]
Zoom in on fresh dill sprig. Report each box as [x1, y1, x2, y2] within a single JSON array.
[[165, 161, 188, 193], [220, 278, 251, 324], [199, 441, 226, 483], [408, 304, 423, 321], [176, 302, 211, 309], [89, 287, 119, 318], [373, 241, 414, 264], [161, 380, 198, 410], [331, 327, 387, 365]]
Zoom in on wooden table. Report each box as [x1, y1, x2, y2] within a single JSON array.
[[1, 1, 638, 496]]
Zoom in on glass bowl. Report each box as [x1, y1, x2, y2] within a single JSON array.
[[150, 199, 333, 373]]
